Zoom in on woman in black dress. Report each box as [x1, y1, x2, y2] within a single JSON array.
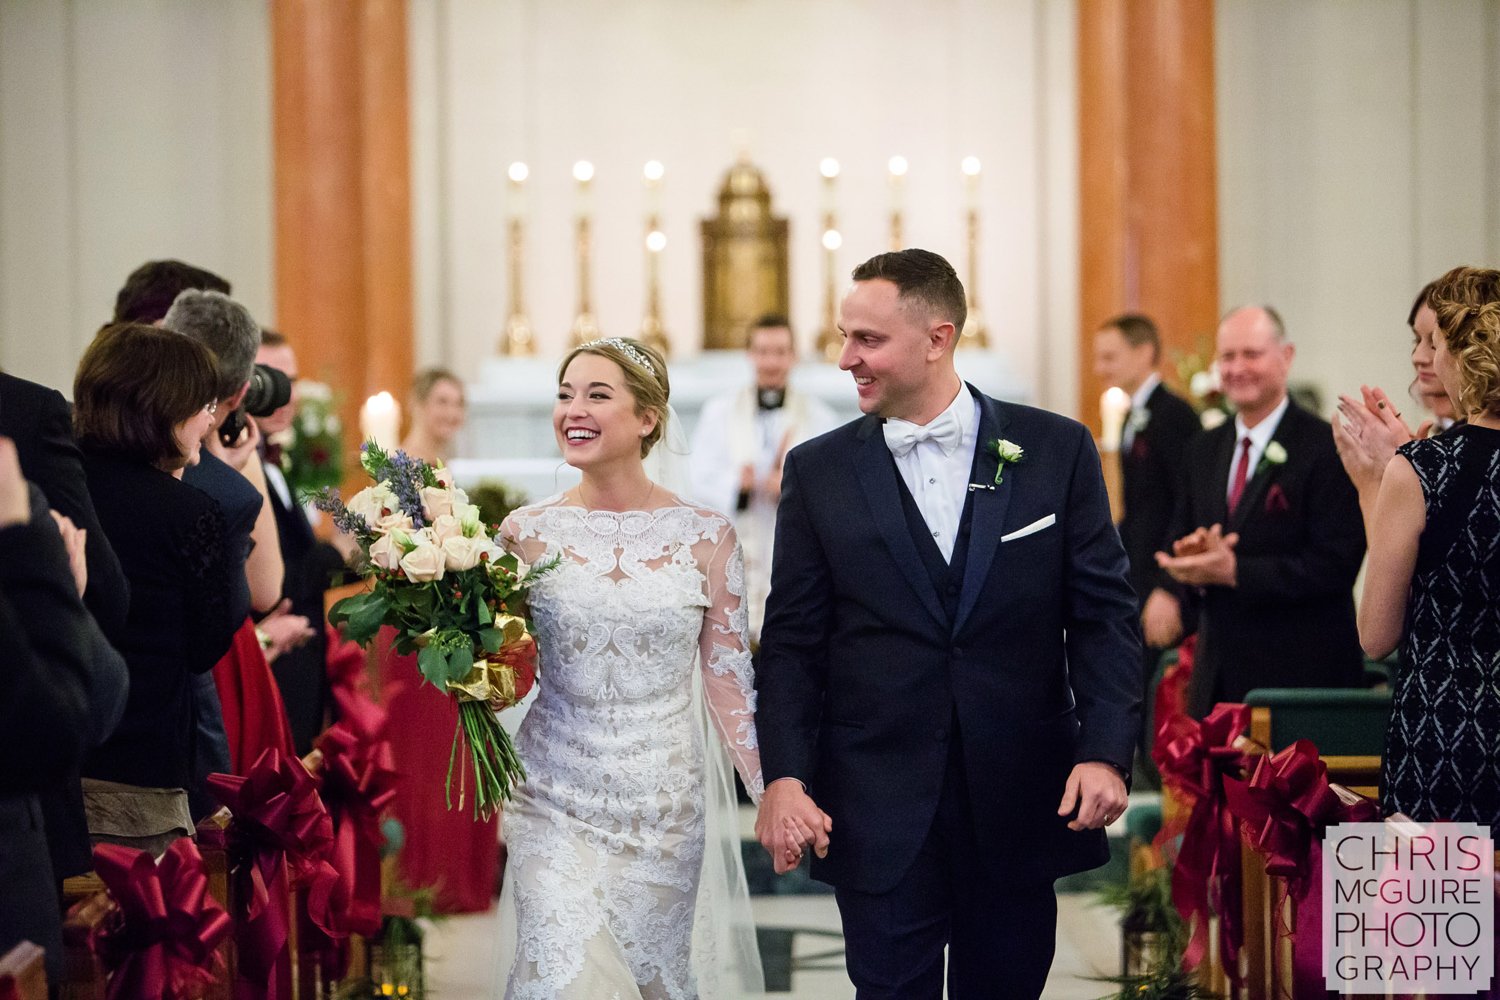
[[1360, 265, 1500, 828], [74, 323, 240, 854]]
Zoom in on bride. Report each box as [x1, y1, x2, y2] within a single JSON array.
[[494, 337, 767, 999]]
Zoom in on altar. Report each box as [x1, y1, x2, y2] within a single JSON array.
[[447, 349, 1032, 502]]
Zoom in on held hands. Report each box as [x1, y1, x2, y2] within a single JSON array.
[[1156, 524, 1239, 588], [755, 777, 832, 875], [258, 598, 316, 662], [1057, 761, 1128, 831]]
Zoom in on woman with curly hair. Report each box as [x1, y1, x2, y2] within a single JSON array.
[[1360, 265, 1500, 827]]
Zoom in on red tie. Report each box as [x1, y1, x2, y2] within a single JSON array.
[[1227, 436, 1252, 515]]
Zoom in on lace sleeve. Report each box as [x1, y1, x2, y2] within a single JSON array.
[[696, 517, 765, 804]]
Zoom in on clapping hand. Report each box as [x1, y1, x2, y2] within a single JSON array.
[[1156, 524, 1239, 588], [1333, 385, 1427, 496], [50, 510, 88, 597]]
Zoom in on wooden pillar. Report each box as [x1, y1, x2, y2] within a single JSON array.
[[1078, 0, 1219, 433], [273, 0, 414, 481]]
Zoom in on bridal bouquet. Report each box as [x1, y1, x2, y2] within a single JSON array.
[[316, 443, 554, 819]]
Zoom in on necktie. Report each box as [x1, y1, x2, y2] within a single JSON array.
[[756, 388, 785, 411], [883, 410, 962, 458], [1227, 436, 1252, 515]]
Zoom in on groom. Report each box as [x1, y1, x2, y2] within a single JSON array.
[[755, 249, 1142, 998]]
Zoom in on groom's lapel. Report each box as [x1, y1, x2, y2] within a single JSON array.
[[852, 416, 948, 628], [954, 389, 1011, 634]]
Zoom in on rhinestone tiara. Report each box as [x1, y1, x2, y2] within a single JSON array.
[[578, 337, 658, 377]]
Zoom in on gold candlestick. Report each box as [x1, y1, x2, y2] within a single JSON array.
[[569, 161, 600, 346], [814, 158, 843, 362], [887, 155, 907, 251], [959, 156, 989, 349], [499, 161, 535, 356], [638, 163, 670, 356]]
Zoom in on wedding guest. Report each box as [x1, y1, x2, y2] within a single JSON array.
[[1155, 306, 1366, 716], [75, 324, 239, 854], [1360, 265, 1500, 828], [112, 258, 230, 325], [0, 370, 131, 887], [160, 289, 290, 816], [253, 330, 331, 754], [402, 367, 467, 466], [1092, 313, 1200, 782], [688, 314, 837, 643], [1334, 281, 1462, 524], [0, 436, 96, 984], [378, 365, 499, 912]]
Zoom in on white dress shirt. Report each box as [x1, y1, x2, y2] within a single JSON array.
[[1226, 394, 1290, 503], [1121, 373, 1162, 452], [884, 384, 979, 562]]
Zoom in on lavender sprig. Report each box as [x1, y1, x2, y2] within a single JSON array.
[[311, 487, 376, 543]]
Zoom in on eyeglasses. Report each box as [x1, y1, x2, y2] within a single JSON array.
[[205, 400, 219, 416]]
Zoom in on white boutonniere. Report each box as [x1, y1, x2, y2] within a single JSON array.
[[989, 438, 1025, 485], [1127, 409, 1151, 436], [1257, 440, 1288, 476]]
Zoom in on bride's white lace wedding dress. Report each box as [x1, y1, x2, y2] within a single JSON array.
[[495, 495, 766, 1000]]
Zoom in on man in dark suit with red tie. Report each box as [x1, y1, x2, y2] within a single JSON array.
[[1153, 306, 1366, 717], [1093, 314, 1200, 771]]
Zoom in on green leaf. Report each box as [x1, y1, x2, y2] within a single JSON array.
[[347, 592, 389, 641], [446, 645, 475, 683], [416, 645, 448, 688], [478, 627, 503, 654]]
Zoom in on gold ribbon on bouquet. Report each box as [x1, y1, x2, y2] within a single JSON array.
[[446, 614, 533, 708]]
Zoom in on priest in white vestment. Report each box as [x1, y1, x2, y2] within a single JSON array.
[[689, 316, 837, 644]]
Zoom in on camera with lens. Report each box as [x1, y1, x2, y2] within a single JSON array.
[[219, 363, 292, 446]]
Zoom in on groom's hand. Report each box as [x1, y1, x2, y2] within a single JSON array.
[[756, 778, 831, 874], [1057, 761, 1128, 831]]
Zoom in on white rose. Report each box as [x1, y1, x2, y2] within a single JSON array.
[[399, 537, 446, 582], [368, 530, 406, 571], [376, 511, 415, 536], [428, 513, 464, 545], [346, 483, 397, 526], [421, 485, 455, 520], [442, 534, 492, 572]]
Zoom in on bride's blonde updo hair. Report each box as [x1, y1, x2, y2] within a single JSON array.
[[1430, 265, 1500, 418], [558, 337, 671, 457]]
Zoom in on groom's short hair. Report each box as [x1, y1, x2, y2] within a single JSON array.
[[851, 249, 967, 338]]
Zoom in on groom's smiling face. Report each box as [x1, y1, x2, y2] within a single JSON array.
[[838, 278, 949, 420]]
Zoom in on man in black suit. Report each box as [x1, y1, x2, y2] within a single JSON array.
[[0, 371, 130, 888], [0, 437, 96, 984], [755, 250, 1142, 999], [1093, 314, 1201, 775], [1154, 306, 1366, 717]]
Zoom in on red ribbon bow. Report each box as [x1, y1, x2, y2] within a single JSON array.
[[325, 625, 387, 740], [204, 748, 341, 1000], [314, 721, 398, 939], [1153, 702, 1253, 981], [90, 839, 232, 1000]]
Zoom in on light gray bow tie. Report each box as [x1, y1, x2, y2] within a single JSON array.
[[883, 411, 962, 458]]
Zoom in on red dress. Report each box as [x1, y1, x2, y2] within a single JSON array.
[[377, 627, 499, 913], [213, 618, 297, 773]]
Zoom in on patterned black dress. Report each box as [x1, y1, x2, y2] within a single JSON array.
[[1381, 423, 1500, 827]]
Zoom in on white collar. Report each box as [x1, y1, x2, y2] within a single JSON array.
[[1130, 373, 1162, 412], [1234, 394, 1290, 450]]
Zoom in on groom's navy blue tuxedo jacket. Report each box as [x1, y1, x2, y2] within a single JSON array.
[[757, 386, 1143, 894]]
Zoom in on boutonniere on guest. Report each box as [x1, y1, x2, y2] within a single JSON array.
[[1257, 440, 1288, 476], [1264, 483, 1290, 514], [1127, 409, 1151, 436], [989, 438, 1025, 485]]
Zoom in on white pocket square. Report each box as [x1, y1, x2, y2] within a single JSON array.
[[1000, 514, 1056, 542]]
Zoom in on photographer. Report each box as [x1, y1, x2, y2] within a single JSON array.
[[161, 290, 310, 811]]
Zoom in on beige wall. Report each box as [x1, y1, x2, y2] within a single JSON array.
[[0, 0, 272, 393], [1216, 0, 1500, 417], [407, 0, 1081, 408]]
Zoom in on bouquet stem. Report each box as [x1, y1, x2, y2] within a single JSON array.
[[444, 701, 527, 820]]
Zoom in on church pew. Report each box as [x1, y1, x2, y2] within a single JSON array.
[[0, 941, 47, 1000], [195, 811, 236, 1000], [59, 892, 112, 1000], [1244, 687, 1390, 798]]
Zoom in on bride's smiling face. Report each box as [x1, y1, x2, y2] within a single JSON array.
[[554, 353, 657, 469]]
